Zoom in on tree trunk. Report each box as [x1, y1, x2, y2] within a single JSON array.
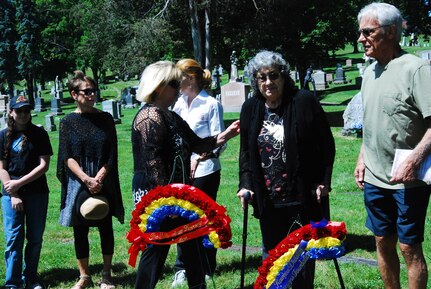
[[189, 0, 202, 64], [204, 4, 211, 69]]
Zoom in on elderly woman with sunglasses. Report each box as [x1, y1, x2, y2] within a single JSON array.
[[131, 61, 239, 289], [57, 70, 124, 289], [237, 50, 335, 288]]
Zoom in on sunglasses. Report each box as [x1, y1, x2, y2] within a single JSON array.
[[168, 80, 181, 90], [76, 88, 97, 96], [256, 72, 281, 83], [15, 107, 31, 114], [358, 24, 392, 37]]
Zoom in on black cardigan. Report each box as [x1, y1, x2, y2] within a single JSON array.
[[238, 89, 335, 218]]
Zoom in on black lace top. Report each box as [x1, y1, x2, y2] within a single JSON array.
[[57, 111, 124, 225], [131, 104, 217, 202]]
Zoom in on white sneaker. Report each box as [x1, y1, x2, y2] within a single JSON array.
[[171, 270, 186, 287]]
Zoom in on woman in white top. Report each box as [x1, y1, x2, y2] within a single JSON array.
[[171, 59, 225, 285]]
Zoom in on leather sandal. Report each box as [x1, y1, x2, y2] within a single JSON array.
[[100, 272, 115, 289], [71, 275, 93, 289]]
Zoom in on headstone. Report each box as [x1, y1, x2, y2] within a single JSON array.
[[313, 70, 328, 90], [211, 67, 221, 94], [0, 115, 7, 130], [220, 82, 250, 112], [121, 87, 136, 109], [290, 71, 299, 82], [419, 50, 431, 60], [0, 95, 9, 114], [333, 64, 347, 84], [34, 97, 46, 112], [54, 76, 64, 100], [325, 73, 333, 83], [45, 114, 56, 132], [342, 92, 363, 137], [229, 51, 239, 82], [50, 98, 64, 115], [218, 64, 224, 76], [102, 100, 121, 124], [345, 59, 353, 67]]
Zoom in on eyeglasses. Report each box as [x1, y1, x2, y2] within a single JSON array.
[[256, 72, 281, 83], [76, 88, 97, 96], [358, 24, 392, 37], [168, 80, 181, 90], [15, 108, 31, 114]]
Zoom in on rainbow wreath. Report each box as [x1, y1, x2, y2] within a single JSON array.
[[255, 219, 347, 289], [126, 183, 232, 267]]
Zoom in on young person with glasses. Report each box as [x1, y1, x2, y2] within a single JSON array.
[[131, 61, 239, 289], [57, 70, 124, 289], [237, 50, 335, 289], [355, 3, 431, 288], [0, 95, 53, 289], [170, 59, 226, 287]]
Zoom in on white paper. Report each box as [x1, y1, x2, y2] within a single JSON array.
[[391, 149, 431, 183]]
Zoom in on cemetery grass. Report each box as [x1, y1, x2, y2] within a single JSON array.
[[1, 106, 431, 289]]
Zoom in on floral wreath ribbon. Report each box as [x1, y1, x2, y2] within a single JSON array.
[[255, 219, 347, 289], [126, 183, 232, 267]]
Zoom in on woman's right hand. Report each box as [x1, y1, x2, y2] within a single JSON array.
[[84, 177, 103, 194], [11, 195, 24, 211], [237, 188, 253, 210]]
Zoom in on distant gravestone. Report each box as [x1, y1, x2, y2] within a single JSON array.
[[313, 70, 328, 90], [334, 64, 347, 84], [50, 98, 64, 115], [290, 71, 299, 82], [345, 59, 353, 67], [342, 92, 363, 137], [102, 100, 121, 124], [0, 95, 9, 114], [45, 114, 56, 132], [419, 50, 431, 60], [325, 73, 333, 83], [220, 82, 250, 112], [229, 51, 239, 82], [0, 115, 7, 129], [34, 97, 46, 112]]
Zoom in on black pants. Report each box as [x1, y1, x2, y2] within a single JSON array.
[[175, 170, 220, 276], [73, 217, 114, 259], [135, 218, 207, 289]]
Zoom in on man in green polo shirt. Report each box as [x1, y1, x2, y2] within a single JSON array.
[[354, 2, 431, 289]]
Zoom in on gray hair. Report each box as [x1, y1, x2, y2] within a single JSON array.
[[136, 61, 181, 103], [357, 2, 404, 42], [247, 50, 290, 92]]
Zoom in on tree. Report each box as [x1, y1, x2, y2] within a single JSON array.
[[15, 0, 42, 102], [0, 0, 18, 96]]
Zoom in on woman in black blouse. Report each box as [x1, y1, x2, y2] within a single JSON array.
[[57, 71, 124, 289], [131, 61, 239, 289], [237, 51, 335, 289]]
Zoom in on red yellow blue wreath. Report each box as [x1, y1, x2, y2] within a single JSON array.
[[126, 183, 232, 267], [255, 220, 347, 289]]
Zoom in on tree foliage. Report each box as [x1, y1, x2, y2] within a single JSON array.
[[0, 0, 18, 95], [2, 0, 430, 91]]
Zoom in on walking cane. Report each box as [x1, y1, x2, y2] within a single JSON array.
[[240, 191, 251, 289]]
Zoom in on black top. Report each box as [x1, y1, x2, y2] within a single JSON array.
[[57, 111, 124, 223], [239, 89, 335, 218], [131, 103, 217, 193], [0, 124, 53, 195]]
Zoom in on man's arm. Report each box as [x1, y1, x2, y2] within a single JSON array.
[[354, 143, 365, 190], [391, 118, 431, 183]]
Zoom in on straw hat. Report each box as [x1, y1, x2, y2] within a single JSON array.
[[77, 192, 109, 220]]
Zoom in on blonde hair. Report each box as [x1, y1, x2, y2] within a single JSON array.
[[176, 59, 212, 90], [136, 61, 181, 103]]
